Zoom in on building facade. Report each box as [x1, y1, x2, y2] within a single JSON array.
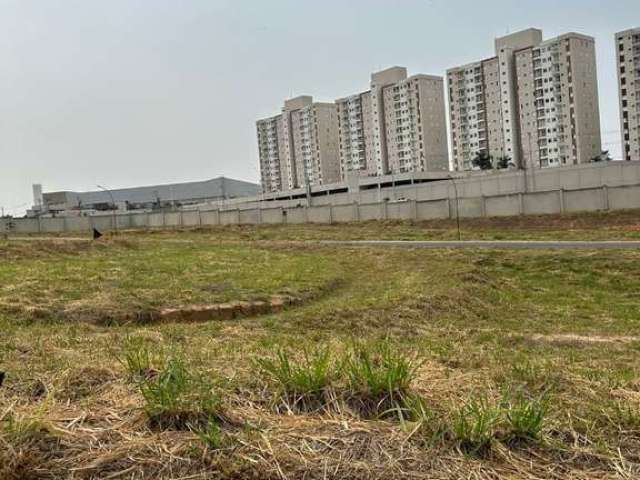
[[616, 28, 640, 161], [338, 67, 449, 179], [516, 33, 601, 169], [256, 96, 340, 193], [336, 91, 376, 179], [256, 115, 285, 193], [448, 28, 602, 171], [33, 177, 260, 216]]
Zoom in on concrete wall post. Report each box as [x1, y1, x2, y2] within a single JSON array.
[[602, 185, 609, 210], [518, 193, 524, 215], [354, 202, 360, 222], [559, 188, 565, 214], [480, 196, 487, 217], [197, 209, 202, 227], [447, 198, 452, 219]]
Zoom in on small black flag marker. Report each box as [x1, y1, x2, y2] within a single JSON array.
[[0, 371, 5, 387], [93, 228, 103, 240]]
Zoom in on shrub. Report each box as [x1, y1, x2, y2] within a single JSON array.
[[256, 347, 337, 411], [453, 398, 501, 456], [343, 341, 418, 418]]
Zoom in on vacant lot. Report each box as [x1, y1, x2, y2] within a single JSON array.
[[1, 215, 640, 479]]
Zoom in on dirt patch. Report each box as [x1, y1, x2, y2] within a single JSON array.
[[60, 367, 117, 400], [527, 333, 640, 346]]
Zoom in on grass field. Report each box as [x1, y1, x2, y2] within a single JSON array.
[[1, 212, 640, 479]]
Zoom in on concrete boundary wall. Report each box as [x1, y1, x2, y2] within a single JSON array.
[[3, 183, 640, 235]]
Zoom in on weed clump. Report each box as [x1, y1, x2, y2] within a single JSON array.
[[503, 395, 547, 444], [256, 347, 338, 412], [120, 335, 165, 380], [138, 355, 221, 431], [452, 394, 547, 456], [343, 341, 418, 418], [0, 413, 61, 480], [453, 398, 501, 455]]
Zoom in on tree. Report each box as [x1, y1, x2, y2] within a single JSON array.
[[471, 151, 493, 170], [496, 155, 514, 169], [591, 150, 612, 163]]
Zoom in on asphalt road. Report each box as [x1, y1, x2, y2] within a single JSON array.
[[317, 240, 640, 250]]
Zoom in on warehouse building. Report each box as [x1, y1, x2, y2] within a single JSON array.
[[29, 176, 260, 217]]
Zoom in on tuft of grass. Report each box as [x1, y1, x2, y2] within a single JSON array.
[[0, 413, 60, 480], [606, 401, 640, 432], [119, 335, 165, 380], [1, 413, 54, 444], [343, 341, 418, 418], [503, 395, 547, 443], [197, 420, 225, 450], [452, 398, 501, 456], [137, 354, 221, 431], [256, 347, 338, 411], [400, 395, 448, 445]]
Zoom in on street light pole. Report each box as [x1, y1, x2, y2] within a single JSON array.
[[447, 176, 461, 241], [97, 184, 118, 235]]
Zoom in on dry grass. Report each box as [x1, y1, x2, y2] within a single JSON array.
[[116, 208, 640, 242], [1, 221, 640, 479]]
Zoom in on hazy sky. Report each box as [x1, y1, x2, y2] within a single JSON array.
[[1, 0, 637, 216]]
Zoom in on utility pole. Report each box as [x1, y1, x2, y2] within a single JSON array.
[[97, 184, 118, 235]]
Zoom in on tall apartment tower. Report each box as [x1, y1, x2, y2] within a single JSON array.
[[616, 28, 640, 161], [337, 67, 449, 179], [336, 91, 376, 178], [256, 96, 340, 193], [256, 115, 285, 193], [516, 33, 601, 169], [448, 28, 602, 171]]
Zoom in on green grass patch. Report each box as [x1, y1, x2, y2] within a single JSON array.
[[343, 341, 419, 418], [256, 347, 339, 412], [137, 353, 221, 432]]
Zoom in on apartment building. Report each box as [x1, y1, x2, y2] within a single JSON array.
[[448, 28, 602, 171], [256, 96, 340, 193], [336, 91, 376, 178], [516, 33, 601, 169], [616, 28, 640, 161], [338, 67, 449, 179], [256, 115, 285, 193]]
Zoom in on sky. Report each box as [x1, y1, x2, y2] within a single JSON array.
[[1, 0, 637, 216]]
